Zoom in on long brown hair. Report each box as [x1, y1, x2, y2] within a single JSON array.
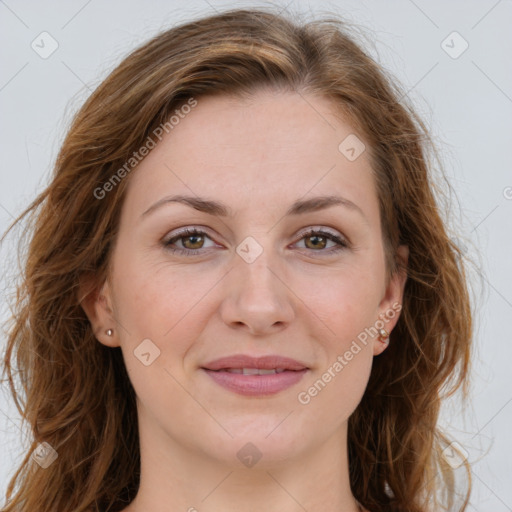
[[1, 6, 473, 512]]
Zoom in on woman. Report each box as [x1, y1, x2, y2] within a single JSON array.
[[1, 7, 473, 512]]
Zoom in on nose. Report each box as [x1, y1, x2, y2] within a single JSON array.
[[219, 248, 295, 336]]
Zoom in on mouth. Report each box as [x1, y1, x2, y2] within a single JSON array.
[[202, 354, 308, 372], [201, 354, 309, 396], [211, 367, 289, 375]]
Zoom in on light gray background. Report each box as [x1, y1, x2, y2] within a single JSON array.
[[0, 0, 511, 510]]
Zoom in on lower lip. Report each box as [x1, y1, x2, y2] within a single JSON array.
[[202, 369, 308, 396]]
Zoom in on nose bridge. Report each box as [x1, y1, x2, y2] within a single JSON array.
[[235, 239, 284, 304], [220, 235, 295, 333]]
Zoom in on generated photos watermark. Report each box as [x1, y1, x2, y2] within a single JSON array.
[[297, 301, 402, 405], [93, 97, 198, 200]]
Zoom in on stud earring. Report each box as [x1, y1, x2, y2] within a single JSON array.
[[106, 329, 113, 336], [378, 328, 389, 344]]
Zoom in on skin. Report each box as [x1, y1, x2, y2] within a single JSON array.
[[81, 89, 408, 512]]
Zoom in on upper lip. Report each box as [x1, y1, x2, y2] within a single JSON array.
[[201, 354, 309, 371]]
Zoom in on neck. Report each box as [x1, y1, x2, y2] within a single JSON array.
[[124, 415, 362, 512]]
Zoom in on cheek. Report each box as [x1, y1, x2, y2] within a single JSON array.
[[295, 267, 378, 407], [297, 328, 374, 429], [111, 250, 234, 389], [303, 264, 381, 339], [112, 244, 206, 333], [116, 265, 209, 418]]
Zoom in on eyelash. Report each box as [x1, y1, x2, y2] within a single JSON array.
[[162, 227, 349, 257]]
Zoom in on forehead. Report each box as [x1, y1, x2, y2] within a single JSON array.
[[122, 90, 378, 222]]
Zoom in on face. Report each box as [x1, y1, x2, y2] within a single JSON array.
[[83, 89, 408, 468]]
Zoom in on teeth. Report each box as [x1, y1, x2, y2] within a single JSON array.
[[257, 369, 277, 375], [223, 368, 288, 375], [241, 368, 259, 375]]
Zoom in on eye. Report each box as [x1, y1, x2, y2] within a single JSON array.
[[162, 228, 218, 256], [293, 228, 348, 254]]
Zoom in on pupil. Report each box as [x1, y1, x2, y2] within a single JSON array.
[[186, 235, 202, 248], [308, 235, 325, 249]]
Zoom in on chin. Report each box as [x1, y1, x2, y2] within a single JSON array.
[[200, 418, 311, 469]]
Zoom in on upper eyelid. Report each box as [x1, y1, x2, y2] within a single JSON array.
[[164, 226, 220, 244], [295, 225, 345, 239]]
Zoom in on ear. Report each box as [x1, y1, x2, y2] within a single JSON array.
[[373, 244, 409, 356], [78, 272, 120, 348]]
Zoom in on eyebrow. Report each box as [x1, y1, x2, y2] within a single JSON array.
[[141, 194, 367, 221]]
